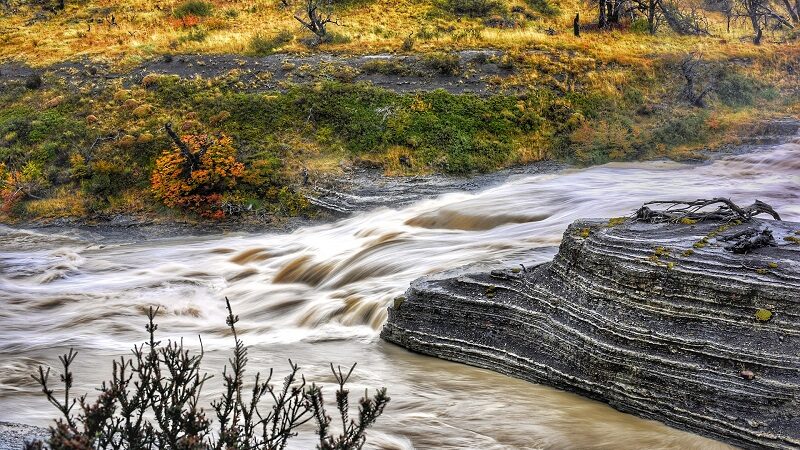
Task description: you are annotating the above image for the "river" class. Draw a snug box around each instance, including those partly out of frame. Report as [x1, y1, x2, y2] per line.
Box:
[1, 133, 798, 449]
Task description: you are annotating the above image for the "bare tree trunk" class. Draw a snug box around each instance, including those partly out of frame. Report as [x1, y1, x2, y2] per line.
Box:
[574, 13, 580, 36]
[599, 0, 607, 27]
[648, 0, 658, 33]
[780, 0, 799, 21]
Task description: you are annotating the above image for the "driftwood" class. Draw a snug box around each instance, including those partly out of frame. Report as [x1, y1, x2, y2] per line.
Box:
[636, 198, 781, 223]
[723, 227, 775, 253]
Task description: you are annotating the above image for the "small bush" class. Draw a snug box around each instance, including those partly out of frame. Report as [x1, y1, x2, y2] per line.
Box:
[444, 0, 505, 17]
[715, 72, 762, 107]
[178, 26, 209, 43]
[422, 52, 460, 76]
[362, 59, 411, 76]
[525, 0, 560, 16]
[173, 0, 213, 18]
[25, 73, 43, 90]
[401, 34, 415, 51]
[249, 30, 293, 55]
[151, 131, 245, 218]
[26, 299, 389, 450]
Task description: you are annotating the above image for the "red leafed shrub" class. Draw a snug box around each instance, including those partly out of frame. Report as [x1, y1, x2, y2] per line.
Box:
[151, 133, 245, 218]
[170, 14, 201, 28]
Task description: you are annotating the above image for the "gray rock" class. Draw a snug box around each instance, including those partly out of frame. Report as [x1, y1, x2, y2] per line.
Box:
[382, 218, 800, 449]
[0, 422, 48, 450]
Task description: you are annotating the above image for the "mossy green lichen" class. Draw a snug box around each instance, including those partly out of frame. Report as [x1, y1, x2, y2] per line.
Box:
[393, 296, 406, 309]
[653, 246, 670, 257]
[607, 217, 627, 227]
[680, 218, 698, 225]
[579, 227, 591, 238]
[681, 249, 694, 257]
[755, 308, 773, 322]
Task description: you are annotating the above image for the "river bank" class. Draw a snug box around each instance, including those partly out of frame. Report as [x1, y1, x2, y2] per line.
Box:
[7, 117, 798, 242]
[2, 126, 799, 448]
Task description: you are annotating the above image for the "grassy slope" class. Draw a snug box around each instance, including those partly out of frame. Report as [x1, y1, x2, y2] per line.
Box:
[0, 0, 798, 222]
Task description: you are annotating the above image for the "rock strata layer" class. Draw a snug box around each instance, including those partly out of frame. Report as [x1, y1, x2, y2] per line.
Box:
[381, 218, 800, 449]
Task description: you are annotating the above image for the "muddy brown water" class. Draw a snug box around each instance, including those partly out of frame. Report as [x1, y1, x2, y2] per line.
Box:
[2, 135, 799, 448]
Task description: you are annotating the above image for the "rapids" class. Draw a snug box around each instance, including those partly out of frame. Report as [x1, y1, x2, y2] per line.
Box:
[1, 134, 798, 449]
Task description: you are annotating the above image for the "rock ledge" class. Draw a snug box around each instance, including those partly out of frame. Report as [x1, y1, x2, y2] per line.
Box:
[382, 218, 800, 448]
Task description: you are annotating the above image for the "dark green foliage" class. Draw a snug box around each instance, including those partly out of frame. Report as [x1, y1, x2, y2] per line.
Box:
[26, 298, 389, 450]
[173, 0, 213, 18]
[421, 52, 461, 76]
[444, 0, 505, 17]
[25, 73, 43, 90]
[249, 30, 293, 55]
[715, 72, 762, 107]
[651, 112, 709, 147]
[361, 59, 412, 76]
[525, 0, 560, 17]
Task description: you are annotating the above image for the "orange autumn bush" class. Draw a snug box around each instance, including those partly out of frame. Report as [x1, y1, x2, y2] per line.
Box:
[151, 133, 245, 218]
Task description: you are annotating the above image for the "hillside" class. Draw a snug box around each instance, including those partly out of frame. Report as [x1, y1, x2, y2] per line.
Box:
[0, 0, 798, 224]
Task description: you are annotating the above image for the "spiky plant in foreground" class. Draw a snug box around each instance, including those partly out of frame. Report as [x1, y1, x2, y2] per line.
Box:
[25, 297, 389, 450]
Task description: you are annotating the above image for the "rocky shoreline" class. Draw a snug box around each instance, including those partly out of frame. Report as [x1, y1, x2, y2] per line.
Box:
[382, 216, 800, 448]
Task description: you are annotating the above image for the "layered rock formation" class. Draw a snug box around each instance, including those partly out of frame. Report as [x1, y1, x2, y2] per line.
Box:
[382, 217, 800, 449]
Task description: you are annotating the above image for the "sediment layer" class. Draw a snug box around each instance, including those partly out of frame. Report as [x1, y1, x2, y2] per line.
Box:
[382, 218, 800, 448]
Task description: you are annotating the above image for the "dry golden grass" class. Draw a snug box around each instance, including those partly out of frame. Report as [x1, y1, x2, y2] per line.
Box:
[24, 187, 87, 218]
[0, 0, 796, 68]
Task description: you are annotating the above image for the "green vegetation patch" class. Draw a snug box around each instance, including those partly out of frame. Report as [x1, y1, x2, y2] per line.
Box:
[173, 0, 214, 18]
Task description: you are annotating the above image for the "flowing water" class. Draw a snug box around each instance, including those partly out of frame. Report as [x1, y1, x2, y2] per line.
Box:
[2, 135, 799, 449]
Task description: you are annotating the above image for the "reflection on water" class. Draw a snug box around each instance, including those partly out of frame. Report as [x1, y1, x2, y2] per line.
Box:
[1, 136, 797, 448]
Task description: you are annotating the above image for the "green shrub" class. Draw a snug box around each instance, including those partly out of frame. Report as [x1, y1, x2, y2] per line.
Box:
[249, 30, 293, 55]
[715, 72, 762, 107]
[651, 112, 709, 147]
[525, 0, 559, 17]
[630, 17, 651, 34]
[178, 26, 209, 43]
[362, 59, 412, 76]
[173, 0, 213, 18]
[422, 52, 461, 76]
[444, 0, 505, 17]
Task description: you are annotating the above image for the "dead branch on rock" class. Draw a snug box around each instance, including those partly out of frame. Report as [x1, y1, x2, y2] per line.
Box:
[722, 227, 775, 253]
[636, 198, 781, 223]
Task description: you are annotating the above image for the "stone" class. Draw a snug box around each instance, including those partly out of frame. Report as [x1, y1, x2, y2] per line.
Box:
[382, 218, 800, 449]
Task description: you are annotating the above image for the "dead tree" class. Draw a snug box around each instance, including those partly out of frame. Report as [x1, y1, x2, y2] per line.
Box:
[647, 0, 658, 33]
[734, 0, 794, 44]
[599, 0, 607, 27]
[680, 53, 715, 107]
[659, 0, 711, 35]
[294, 0, 340, 44]
[164, 122, 209, 178]
[780, 0, 799, 21]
